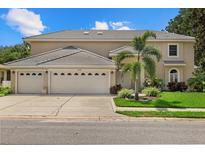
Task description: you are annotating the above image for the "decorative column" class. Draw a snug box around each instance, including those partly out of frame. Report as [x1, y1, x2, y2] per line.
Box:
[3, 70, 7, 81]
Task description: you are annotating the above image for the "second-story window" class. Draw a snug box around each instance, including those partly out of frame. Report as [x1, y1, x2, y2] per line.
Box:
[168, 44, 178, 57]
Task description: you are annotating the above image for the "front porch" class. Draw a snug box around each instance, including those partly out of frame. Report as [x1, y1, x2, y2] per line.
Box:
[0, 64, 11, 87]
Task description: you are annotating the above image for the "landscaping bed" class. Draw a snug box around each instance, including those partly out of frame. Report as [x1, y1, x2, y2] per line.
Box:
[117, 111, 205, 118]
[114, 92, 205, 108]
[0, 87, 11, 97]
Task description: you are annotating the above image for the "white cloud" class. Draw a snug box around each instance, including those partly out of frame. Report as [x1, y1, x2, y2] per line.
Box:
[92, 21, 109, 30]
[2, 8, 46, 37]
[110, 21, 132, 30]
[117, 26, 131, 30]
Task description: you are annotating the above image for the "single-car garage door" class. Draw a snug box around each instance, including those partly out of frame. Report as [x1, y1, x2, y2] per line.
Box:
[50, 70, 109, 94]
[18, 71, 43, 94]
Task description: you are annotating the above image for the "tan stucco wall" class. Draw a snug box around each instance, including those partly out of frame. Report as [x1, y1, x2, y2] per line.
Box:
[25, 40, 195, 90]
[113, 41, 194, 89]
[29, 41, 130, 57]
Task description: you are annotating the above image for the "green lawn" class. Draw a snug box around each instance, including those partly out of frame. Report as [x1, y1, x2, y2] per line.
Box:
[117, 111, 205, 118]
[114, 92, 205, 108]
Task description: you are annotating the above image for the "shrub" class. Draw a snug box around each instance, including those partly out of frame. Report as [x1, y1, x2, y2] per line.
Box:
[187, 70, 205, 92]
[0, 86, 11, 97]
[110, 84, 122, 94]
[143, 77, 164, 90]
[142, 87, 160, 97]
[117, 88, 134, 99]
[167, 82, 188, 92]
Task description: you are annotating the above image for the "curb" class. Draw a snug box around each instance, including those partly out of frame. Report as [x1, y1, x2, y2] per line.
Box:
[0, 115, 205, 122]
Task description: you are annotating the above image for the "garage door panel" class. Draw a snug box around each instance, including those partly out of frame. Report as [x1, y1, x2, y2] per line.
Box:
[18, 72, 43, 94]
[50, 70, 109, 94]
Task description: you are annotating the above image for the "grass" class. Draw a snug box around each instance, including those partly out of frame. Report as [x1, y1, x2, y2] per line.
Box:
[117, 111, 205, 118]
[114, 92, 205, 108]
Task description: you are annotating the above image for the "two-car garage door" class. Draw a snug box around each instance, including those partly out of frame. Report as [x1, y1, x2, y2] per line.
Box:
[17, 70, 110, 94]
[50, 70, 109, 94]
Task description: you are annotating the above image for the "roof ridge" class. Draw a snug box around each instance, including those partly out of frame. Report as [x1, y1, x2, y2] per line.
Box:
[109, 45, 130, 53]
[23, 29, 68, 40]
[36, 50, 81, 65]
[76, 47, 115, 64]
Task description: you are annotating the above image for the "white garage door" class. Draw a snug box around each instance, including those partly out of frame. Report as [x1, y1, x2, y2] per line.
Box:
[18, 71, 43, 94]
[50, 70, 109, 94]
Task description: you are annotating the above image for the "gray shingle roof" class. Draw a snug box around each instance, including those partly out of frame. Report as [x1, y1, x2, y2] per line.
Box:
[5, 46, 115, 67]
[24, 30, 195, 41]
[109, 46, 136, 56]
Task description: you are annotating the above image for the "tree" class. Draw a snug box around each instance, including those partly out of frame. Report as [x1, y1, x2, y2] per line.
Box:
[165, 8, 205, 69]
[113, 31, 161, 100]
[0, 43, 31, 64]
[188, 67, 205, 92]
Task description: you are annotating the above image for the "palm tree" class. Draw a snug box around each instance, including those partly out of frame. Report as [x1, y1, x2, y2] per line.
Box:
[113, 31, 161, 100]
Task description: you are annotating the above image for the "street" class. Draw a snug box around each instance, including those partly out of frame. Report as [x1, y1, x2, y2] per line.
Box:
[1, 119, 205, 144]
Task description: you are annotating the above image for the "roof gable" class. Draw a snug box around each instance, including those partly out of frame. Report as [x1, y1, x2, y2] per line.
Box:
[5, 46, 115, 67]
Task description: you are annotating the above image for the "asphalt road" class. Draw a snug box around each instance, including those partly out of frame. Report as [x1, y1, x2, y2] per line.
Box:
[1, 119, 205, 144]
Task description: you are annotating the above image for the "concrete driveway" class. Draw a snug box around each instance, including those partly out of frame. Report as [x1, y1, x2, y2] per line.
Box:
[0, 95, 120, 118]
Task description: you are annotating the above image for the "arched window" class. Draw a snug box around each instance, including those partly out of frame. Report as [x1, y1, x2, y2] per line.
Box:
[67, 73, 72, 75]
[26, 73, 30, 76]
[61, 73, 65, 76]
[81, 73, 85, 76]
[74, 73, 78, 76]
[88, 73, 92, 76]
[32, 73, 36, 76]
[101, 73, 106, 76]
[169, 69, 179, 82]
[54, 73, 58, 76]
[20, 73, 24, 76]
[38, 73, 42, 76]
[95, 73, 99, 76]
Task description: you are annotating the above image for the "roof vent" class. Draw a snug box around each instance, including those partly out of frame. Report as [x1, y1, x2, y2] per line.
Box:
[83, 31, 89, 35]
[97, 31, 103, 35]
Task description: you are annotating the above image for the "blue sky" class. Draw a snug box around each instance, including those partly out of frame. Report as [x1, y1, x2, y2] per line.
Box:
[0, 8, 179, 46]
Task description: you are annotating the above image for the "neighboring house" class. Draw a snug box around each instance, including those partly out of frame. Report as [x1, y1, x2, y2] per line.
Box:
[4, 30, 195, 94]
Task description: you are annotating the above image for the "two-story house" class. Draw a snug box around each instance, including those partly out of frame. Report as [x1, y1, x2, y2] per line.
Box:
[4, 30, 195, 94]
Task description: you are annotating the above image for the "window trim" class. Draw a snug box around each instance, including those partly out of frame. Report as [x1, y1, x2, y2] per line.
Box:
[168, 68, 180, 82]
[168, 43, 179, 57]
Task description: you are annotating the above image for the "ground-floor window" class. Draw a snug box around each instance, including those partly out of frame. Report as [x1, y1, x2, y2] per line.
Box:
[169, 69, 179, 82]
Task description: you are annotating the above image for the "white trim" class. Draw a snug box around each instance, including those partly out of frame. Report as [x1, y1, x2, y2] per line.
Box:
[6, 65, 116, 69]
[24, 38, 195, 43]
[108, 71, 111, 93]
[15, 71, 18, 94]
[168, 68, 180, 82]
[47, 70, 51, 94]
[168, 43, 179, 58]
[164, 64, 186, 66]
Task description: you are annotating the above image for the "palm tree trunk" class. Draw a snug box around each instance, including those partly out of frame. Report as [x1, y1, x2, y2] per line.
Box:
[134, 80, 139, 100]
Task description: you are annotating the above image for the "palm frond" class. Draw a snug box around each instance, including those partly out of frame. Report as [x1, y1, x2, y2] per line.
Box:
[142, 46, 162, 61]
[112, 51, 133, 69]
[121, 63, 132, 74]
[131, 37, 145, 52]
[141, 31, 156, 42]
[143, 56, 156, 78]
